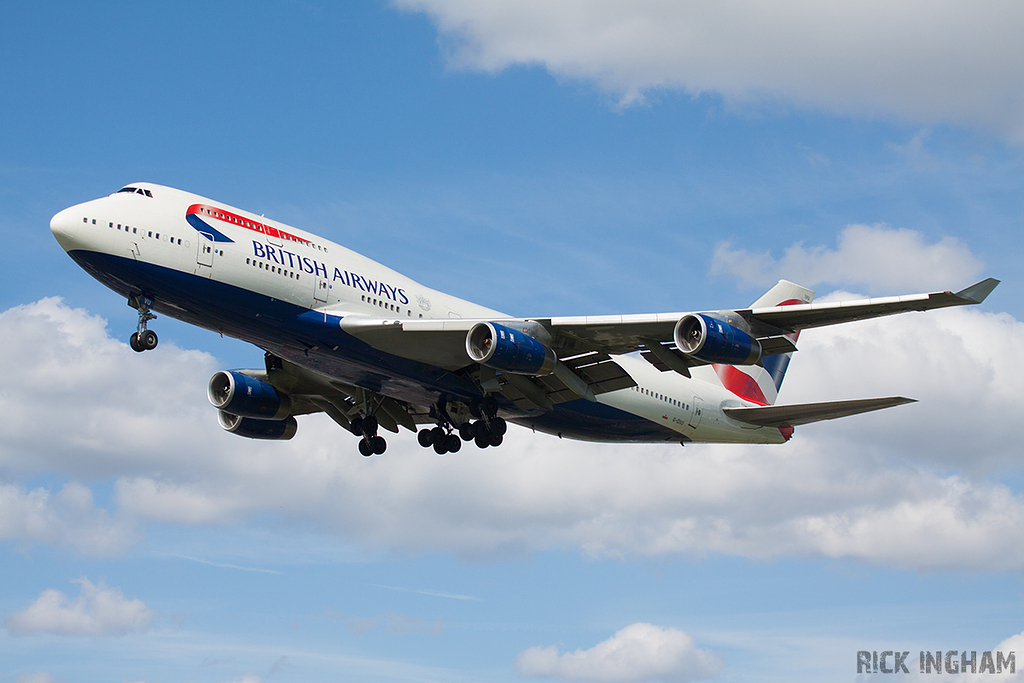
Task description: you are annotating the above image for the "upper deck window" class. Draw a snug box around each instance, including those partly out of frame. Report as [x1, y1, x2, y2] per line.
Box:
[116, 186, 153, 197]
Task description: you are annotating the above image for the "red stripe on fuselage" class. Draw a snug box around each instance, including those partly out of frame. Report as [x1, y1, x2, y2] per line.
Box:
[186, 204, 312, 246]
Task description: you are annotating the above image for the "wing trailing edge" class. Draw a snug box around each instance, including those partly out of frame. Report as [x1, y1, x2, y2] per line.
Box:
[722, 396, 916, 427]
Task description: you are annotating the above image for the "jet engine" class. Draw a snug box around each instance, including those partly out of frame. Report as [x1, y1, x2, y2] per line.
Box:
[218, 410, 297, 440]
[208, 370, 292, 420]
[674, 313, 762, 365]
[466, 322, 556, 375]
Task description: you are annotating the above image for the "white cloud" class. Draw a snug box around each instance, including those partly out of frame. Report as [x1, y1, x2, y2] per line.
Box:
[16, 673, 58, 683]
[0, 257, 1020, 571]
[0, 481, 137, 556]
[515, 623, 722, 682]
[710, 223, 985, 292]
[397, 1, 1024, 138]
[5, 577, 157, 637]
[0, 297, 222, 479]
[102, 304, 1023, 570]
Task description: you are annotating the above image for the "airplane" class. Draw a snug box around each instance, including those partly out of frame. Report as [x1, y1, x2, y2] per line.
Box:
[49, 182, 999, 456]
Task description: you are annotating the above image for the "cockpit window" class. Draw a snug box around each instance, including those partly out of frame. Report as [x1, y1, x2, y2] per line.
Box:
[116, 186, 153, 197]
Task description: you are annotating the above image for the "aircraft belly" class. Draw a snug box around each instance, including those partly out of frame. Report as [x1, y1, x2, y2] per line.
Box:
[514, 399, 681, 443]
[66, 249, 493, 408]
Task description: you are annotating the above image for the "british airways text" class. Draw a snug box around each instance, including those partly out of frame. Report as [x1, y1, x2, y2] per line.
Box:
[252, 241, 409, 304]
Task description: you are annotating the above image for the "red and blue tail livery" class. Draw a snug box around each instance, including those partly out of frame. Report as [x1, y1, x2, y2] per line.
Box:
[50, 183, 1000, 455]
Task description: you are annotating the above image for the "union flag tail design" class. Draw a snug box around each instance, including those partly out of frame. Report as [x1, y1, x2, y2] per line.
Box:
[713, 280, 814, 405]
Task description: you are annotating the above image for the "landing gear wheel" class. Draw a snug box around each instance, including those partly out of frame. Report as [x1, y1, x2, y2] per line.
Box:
[358, 439, 373, 457]
[433, 439, 449, 455]
[473, 420, 490, 440]
[474, 434, 490, 449]
[489, 434, 503, 447]
[458, 422, 474, 441]
[140, 329, 158, 350]
[129, 294, 158, 352]
[446, 434, 462, 453]
[430, 426, 446, 445]
[362, 415, 378, 435]
[490, 416, 507, 436]
[370, 435, 387, 455]
[418, 429, 433, 447]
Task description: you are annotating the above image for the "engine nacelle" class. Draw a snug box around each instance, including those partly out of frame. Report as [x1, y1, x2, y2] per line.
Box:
[466, 322, 556, 375]
[218, 411, 298, 440]
[208, 370, 291, 420]
[674, 313, 762, 365]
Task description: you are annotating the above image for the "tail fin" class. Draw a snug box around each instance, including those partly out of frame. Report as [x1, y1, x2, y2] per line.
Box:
[713, 280, 815, 405]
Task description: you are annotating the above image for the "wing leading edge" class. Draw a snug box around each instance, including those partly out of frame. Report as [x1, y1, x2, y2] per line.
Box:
[741, 277, 1000, 333]
[324, 278, 997, 413]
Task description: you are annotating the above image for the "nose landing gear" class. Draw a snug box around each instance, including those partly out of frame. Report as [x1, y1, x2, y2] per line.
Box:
[128, 295, 158, 352]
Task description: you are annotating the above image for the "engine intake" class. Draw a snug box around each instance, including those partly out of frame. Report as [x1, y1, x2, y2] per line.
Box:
[466, 322, 556, 375]
[218, 411, 297, 440]
[674, 313, 762, 365]
[208, 370, 291, 420]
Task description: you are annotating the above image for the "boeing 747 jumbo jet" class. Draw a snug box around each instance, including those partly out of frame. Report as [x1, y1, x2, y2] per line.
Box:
[50, 183, 999, 456]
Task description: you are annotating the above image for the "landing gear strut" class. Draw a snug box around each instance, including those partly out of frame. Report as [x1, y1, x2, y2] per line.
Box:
[351, 414, 387, 457]
[128, 294, 158, 352]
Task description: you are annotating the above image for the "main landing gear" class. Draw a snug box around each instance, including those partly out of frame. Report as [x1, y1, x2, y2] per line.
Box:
[351, 414, 387, 457]
[128, 294, 158, 352]
[416, 396, 507, 455]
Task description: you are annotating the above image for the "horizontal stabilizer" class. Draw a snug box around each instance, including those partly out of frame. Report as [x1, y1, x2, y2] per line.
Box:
[723, 396, 916, 427]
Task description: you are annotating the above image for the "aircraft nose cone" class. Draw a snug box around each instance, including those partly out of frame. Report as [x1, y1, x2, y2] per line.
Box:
[50, 206, 82, 250]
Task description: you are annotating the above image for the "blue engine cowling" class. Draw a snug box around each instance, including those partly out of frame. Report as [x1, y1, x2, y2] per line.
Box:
[674, 313, 762, 365]
[208, 370, 292, 420]
[218, 410, 298, 440]
[466, 322, 556, 375]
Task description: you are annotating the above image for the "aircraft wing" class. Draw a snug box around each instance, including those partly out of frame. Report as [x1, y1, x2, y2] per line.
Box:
[738, 277, 1000, 333]
[328, 278, 997, 411]
[538, 277, 1000, 352]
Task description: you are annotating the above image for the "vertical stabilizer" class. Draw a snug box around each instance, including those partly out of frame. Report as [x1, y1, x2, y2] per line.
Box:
[713, 280, 814, 405]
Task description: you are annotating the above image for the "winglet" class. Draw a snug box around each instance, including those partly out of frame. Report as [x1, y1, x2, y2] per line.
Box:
[955, 277, 1000, 304]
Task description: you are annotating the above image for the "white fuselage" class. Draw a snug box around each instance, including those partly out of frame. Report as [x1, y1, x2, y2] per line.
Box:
[50, 183, 787, 445]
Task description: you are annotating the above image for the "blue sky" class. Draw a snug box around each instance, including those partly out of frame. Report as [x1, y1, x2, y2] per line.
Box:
[2, 2, 1023, 682]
